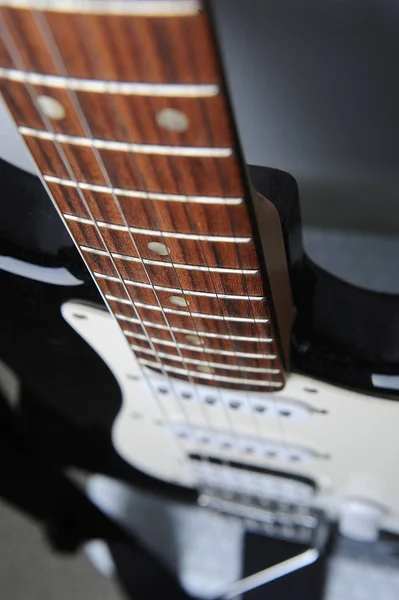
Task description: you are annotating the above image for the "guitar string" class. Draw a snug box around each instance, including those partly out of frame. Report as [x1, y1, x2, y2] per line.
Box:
[199, 111, 288, 458]
[127, 1, 266, 491]
[182, 14, 288, 458]
[144, 9, 276, 484]
[0, 14, 192, 468]
[144, 0, 282, 482]
[137, 42, 253, 486]
[181, 19, 269, 447]
[1, 3, 290, 492]
[145, 0, 289, 486]
[43, 7, 245, 493]
[206, 4, 289, 455]
[33, 8, 224, 482]
[199, 97, 289, 457]
[55, 3, 255, 492]
[141, 114, 248, 489]
[34, 5, 285, 487]
[194, 99, 272, 448]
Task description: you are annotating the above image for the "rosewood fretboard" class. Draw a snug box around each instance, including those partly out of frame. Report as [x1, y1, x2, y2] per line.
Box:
[0, 0, 291, 392]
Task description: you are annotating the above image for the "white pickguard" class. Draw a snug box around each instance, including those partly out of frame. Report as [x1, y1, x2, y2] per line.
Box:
[62, 300, 399, 535]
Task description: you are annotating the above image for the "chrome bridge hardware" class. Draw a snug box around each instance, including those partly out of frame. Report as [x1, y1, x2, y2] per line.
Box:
[198, 489, 323, 546]
[198, 488, 330, 599]
[219, 545, 324, 600]
[190, 454, 316, 506]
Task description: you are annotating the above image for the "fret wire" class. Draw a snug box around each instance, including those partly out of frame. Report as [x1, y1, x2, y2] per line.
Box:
[80, 246, 258, 273]
[94, 271, 264, 301]
[104, 294, 131, 305]
[46, 175, 242, 204]
[19, 126, 233, 158]
[0, 68, 219, 97]
[94, 272, 120, 283]
[0, 13, 189, 436]
[63, 214, 92, 225]
[131, 301, 270, 323]
[123, 332, 148, 342]
[0, 1, 202, 16]
[130, 342, 275, 360]
[108, 295, 269, 322]
[115, 315, 274, 342]
[32, 10, 215, 424]
[79, 246, 107, 256]
[111, 227, 250, 244]
[109, 226, 251, 244]
[126, 282, 264, 302]
[130, 346, 279, 373]
[138, 360, 282, 387]
[150, 332, 277, 352]
[125, 336, 277, 359]
[66, 215, 251, 243]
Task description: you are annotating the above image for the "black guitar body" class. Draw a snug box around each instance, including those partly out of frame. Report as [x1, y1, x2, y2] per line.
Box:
[0, 157, 398, 600]
[1, 156, 398, 420]
[250, 166, 399, 395]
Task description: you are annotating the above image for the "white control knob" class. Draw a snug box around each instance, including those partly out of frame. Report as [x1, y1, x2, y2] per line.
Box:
[339, 499, 385, 542]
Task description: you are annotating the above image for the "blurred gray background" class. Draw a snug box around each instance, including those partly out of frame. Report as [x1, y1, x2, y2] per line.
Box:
[215, 0, 399, 236]
[0, 498, 123, 600]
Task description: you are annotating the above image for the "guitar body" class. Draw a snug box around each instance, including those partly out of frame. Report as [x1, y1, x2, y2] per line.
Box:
[1, 154, 399, 543]
[62, 299, 399, 535]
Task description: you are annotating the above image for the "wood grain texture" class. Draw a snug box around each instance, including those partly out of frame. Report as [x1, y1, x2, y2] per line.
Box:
[0, 80, 232, 146]
[121, 325, 275, 355]
[94, 277, 268, 319]
[1, 9, 220, 82]
[0, 4, 288, 391]
[60, 185, 250, 234]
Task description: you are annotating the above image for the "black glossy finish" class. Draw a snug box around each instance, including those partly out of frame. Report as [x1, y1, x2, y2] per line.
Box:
[0, 388, 192, 599]
[251, 164, 399, 397]
[1, 157, 399, 404]
[0, 157, 90, 280]
[0, 153, 397, 600]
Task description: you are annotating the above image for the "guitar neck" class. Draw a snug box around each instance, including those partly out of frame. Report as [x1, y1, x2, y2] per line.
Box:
[0, 0, 292, 392]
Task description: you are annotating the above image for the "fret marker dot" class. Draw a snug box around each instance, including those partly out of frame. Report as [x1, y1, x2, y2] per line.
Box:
[197, 365, 214, 374]
[37, 95, 66, 120]
[156, 108, 188, 132]
[147, 241, 169, 256]
[169, 295, 189, 308]
[185, 334, 202, 346]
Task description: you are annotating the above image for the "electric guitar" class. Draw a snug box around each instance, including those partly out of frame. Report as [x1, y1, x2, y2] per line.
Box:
[1, 1, 399, 592]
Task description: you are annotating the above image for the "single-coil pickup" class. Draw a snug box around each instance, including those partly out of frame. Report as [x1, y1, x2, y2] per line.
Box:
[166, 423, 328, 465]
[151, 375, 324, 421]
